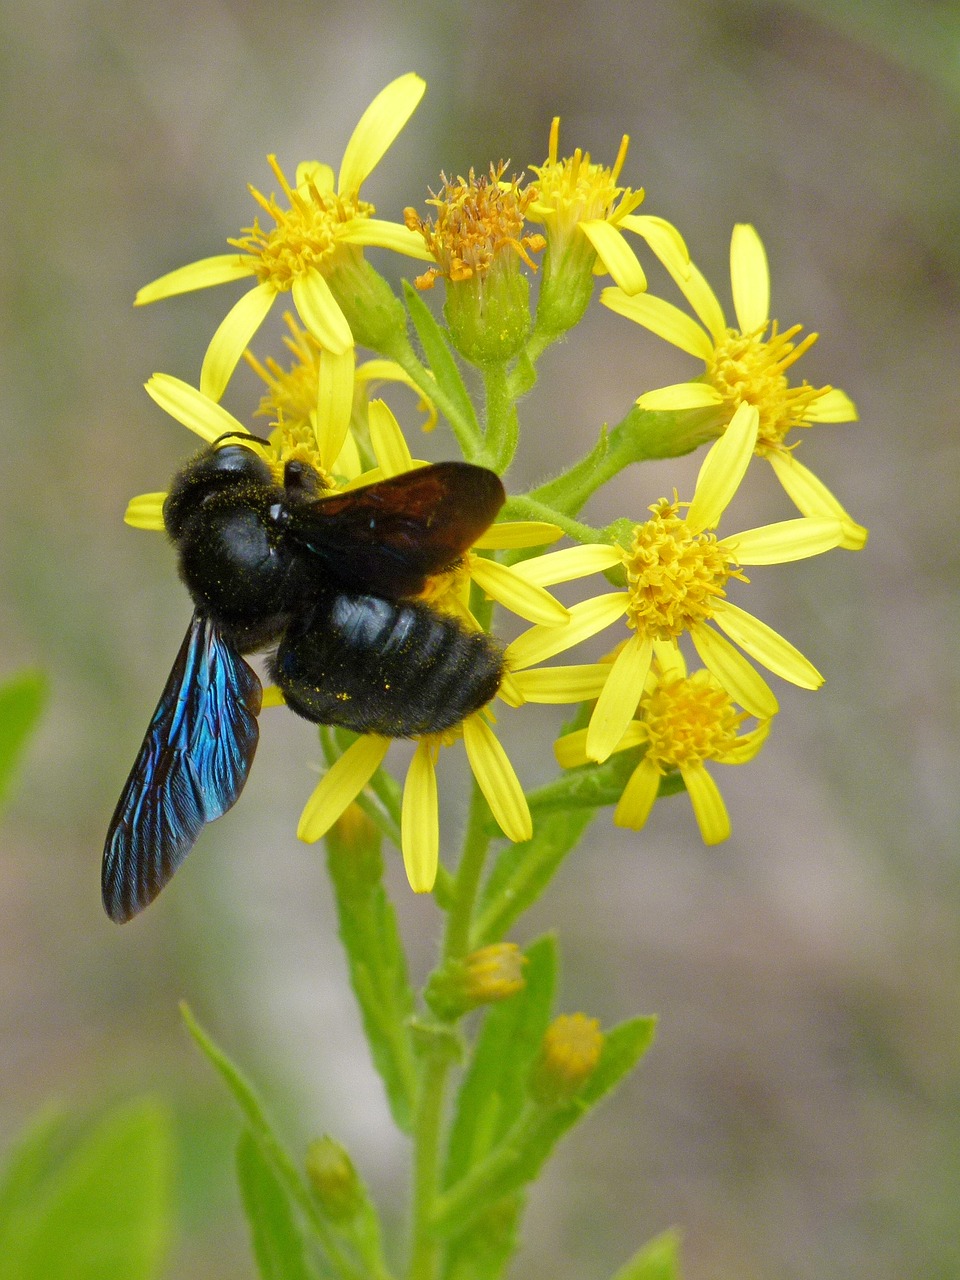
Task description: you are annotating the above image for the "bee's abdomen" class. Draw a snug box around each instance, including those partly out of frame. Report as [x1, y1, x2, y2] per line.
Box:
[272, 593, 503, 737]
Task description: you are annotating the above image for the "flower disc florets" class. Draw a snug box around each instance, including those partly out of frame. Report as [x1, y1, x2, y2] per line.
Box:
[529, 121, 644, 246]
[707, 322, 827, 455]
[638, 669, 747, 772]
[232, 157, 371, 292]
[404, 163, 545, 289]
[622, 497, 746, 640]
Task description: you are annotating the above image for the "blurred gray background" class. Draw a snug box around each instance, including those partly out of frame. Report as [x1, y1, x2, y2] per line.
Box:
[2, 0, 958, 1276]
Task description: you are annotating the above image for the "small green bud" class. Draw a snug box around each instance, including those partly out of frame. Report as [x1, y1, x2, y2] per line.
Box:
[305, 1136, 363, 1221]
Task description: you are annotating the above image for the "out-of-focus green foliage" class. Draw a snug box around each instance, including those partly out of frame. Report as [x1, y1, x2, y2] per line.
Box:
[0, 671, 47, 812]
[0, 1100, 173, 1280]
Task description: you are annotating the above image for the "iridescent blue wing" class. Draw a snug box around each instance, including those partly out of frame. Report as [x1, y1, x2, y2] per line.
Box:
[102, 611, 262, 922]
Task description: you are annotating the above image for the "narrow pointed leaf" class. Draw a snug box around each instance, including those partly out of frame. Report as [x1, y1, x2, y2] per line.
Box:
[236, 1131, 321, 1280]
[0, 671, 47, 812]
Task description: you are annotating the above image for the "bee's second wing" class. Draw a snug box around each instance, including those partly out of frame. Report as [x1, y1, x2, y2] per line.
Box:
[102, 611, 262, 923]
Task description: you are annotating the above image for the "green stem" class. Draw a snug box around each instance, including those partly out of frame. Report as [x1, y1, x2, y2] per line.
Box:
[482, 363, 519, 473]
[407, 788, 493, 1279]
[406, 1044, 454, 1280]
[532, 404, 719, 518]
[500, 494, 604, 545]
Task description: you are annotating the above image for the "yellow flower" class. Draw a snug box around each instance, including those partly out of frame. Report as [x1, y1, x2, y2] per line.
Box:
[555, 647, 771, 844]
[527, 116, 688, 295]
[123, 361, 369, 531]
[602, 223, 867, 549]
[295, 571, 612, 895]
[135, 74, 432, 402]
[506, 402, 845, 762]
[404, 164, 545, 365]
[244, 311, 438, 439]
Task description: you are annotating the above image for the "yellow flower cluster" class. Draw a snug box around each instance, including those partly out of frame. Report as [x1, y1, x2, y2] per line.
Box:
[129, 74, 866, 885]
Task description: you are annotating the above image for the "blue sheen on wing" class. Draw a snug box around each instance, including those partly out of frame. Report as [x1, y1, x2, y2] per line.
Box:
[102, 611, 262, 922]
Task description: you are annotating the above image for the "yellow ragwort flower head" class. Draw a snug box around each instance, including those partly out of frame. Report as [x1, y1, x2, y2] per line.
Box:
[556, 647, 771, 845]
[603, 223, 866, 549]
[244, 312, 438, 445]
[527, 116, 687, 298]
[404, 162, 545, 289]
[404, 163, 546, 365]
[135, 74, 432, 403]
[506, 402, 846, 762]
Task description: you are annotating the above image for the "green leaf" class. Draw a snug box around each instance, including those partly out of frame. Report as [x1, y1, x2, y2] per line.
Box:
[609, 1229, 682, 1280]
[432, 1016, 657, 1240]
[437, 941, 557, 1280]
[402, 283, 480, 443]
[181, 1006, 376, 1280]
[0, 1099, 172, 1280]
[0, 1106, 70, 1242]
[472, 808, 597, 946]
[0, 671, 47, 811]
[236, 1130, 323, 1280]
[325, 822, 418, 1134]
[444, 936, 557, 1187]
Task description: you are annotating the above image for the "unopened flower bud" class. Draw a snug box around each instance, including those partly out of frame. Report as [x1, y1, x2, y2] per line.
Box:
[425, 943, 527, 1021]
[530, 1013, 604, 1105]
[305, 1136, 363, 1221]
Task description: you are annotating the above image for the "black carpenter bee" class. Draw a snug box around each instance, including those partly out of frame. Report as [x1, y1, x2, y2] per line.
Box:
[103, 436, 506, 922]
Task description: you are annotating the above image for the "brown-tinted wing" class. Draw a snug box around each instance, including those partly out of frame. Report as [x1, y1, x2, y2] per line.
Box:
[283, 462, 506, 599]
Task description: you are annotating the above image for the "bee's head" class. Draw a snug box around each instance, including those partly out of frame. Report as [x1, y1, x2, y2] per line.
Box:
[163, 435, 275, 541]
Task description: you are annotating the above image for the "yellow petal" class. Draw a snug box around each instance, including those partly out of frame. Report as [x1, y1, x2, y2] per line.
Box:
[337, 73, 426, 197]
[652, 639, 687, 681]
[585, 634, 653, 762]
[135, 254, 255, 306]
[356, 359, 438, 432]
[145, 372, 250, 444]
[600, 288, 715, 361]
[711, 600, 824, 689]
[581, 220, 647, 294]
[686, 402, 759, 534]
[510, 664, 611, 704]
[804, 387, 858, 423]
[296, 161, 335, 192]
[339, 218, 435, 260]
[334, 429, 363, 480]
[681, 761, 730, 844]
[656, 254, 727, 345]
[401, 740, 439, 893]
[316, 346, 356, 471]
[124, 492, 166, 531]
[260, 685, 286, 709]
[636, 382, 724, 411]
[469, 557, 569, 625]
[689, 622, 779, 718]
[368, 399, 413, 477]
[292, 269, 353, 354]
[613, 758, 661, 830]
[767, 451, 868, 550]
[473, 522, 564, 550]
[718, 717, 772, 764]
[200, 282, 277, 402]
[462, 715, 532, 843]
[554, 728, 590, 769]
[297, 735, 390, 842]
[729, 224, 770, 334]
[620, 214, 690, 278]
[505, 592, 629, 670]
[510, 543, 621, 588]
[722, 516, 843, 564]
